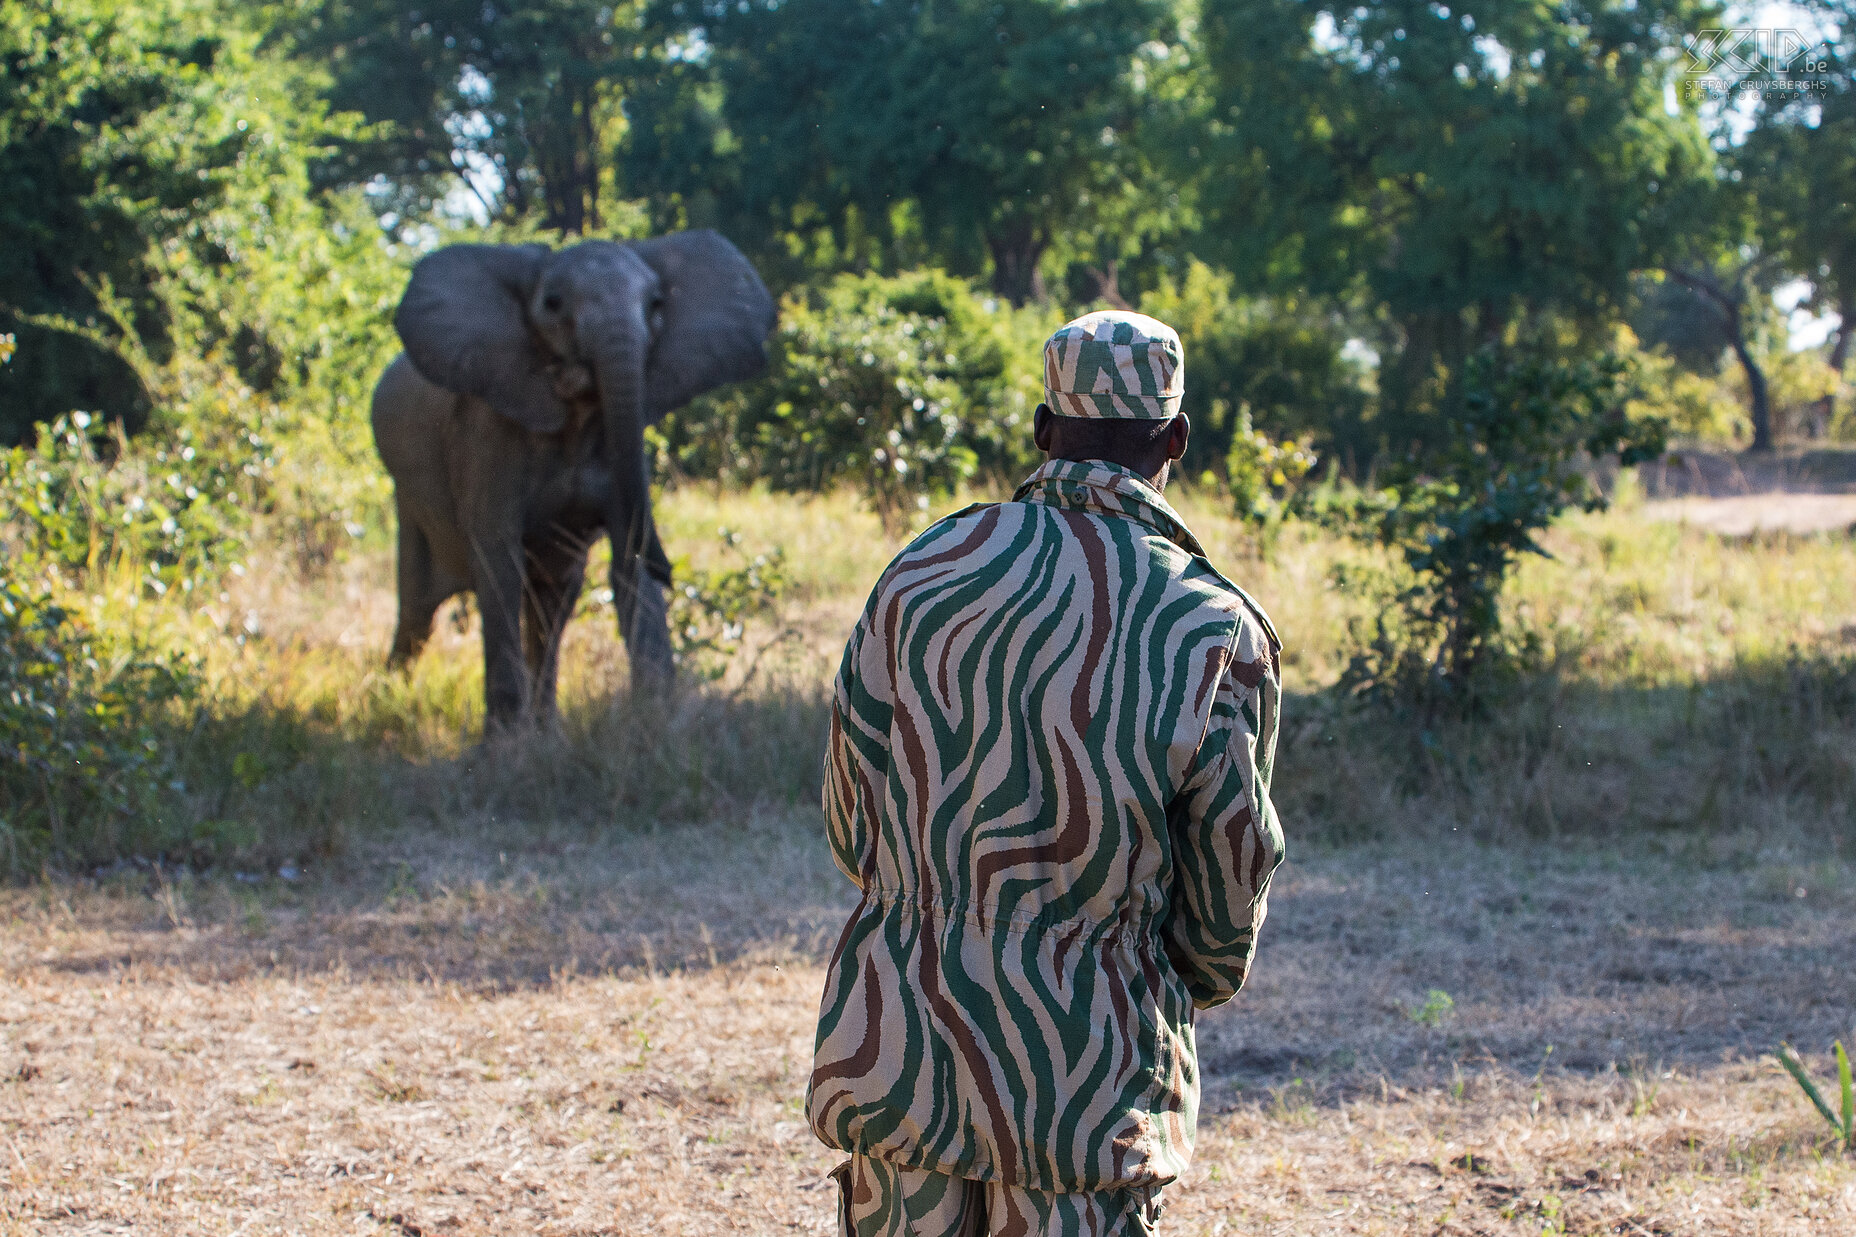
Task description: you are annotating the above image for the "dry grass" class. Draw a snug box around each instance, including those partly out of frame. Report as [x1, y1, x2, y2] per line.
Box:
[2, 820, 1852, 1234]
[3, 480, 1854, 1232]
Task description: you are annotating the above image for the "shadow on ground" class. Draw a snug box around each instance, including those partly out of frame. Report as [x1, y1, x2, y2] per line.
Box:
[1197, 843, 1855, 1095]
[6, 807, 1851, 1098]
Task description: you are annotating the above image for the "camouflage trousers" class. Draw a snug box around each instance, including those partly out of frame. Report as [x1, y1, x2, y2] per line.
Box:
[831, 1156, 1165, 1237]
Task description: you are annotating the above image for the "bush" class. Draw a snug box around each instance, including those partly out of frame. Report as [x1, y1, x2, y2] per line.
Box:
[656, 270, 1058, 529]
[1138, 259, 1370, 473]
[1337, 342, 1667, 712]
[578, 529, 795, 683]
[0, 574, 197, 877]
[1224, 406, 1318, 529]
[1, 413, 265, 600]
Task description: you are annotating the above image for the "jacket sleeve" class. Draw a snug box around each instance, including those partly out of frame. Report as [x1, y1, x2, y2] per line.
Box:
[1163, 609, 1286, 1010]
[822, 589, 895, 889]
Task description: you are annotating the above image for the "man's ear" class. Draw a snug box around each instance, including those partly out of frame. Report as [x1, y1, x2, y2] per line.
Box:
[1165, 413, 1191, 462]
[1033, 403, 1055, 453]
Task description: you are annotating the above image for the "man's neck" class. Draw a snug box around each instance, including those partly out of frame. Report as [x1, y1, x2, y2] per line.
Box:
[1047, 453, 1170, 492]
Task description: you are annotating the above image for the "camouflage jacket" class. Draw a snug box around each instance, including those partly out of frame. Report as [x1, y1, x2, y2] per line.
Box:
[807, 458, 1285, 1193]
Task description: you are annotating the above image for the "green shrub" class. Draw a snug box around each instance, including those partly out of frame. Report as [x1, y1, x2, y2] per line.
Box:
[0, 575, 196, 877]
[579, 529, 795, 683]
[1337, 342, 1666, 711]
[1224, 406, 1318, 529]
[657, 269, 1058, 529]
[1139, 260, 1370, 473]
[1, 413, 263, 599]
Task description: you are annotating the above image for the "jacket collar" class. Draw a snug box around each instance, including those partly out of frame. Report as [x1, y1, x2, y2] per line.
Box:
[1011, 458, 1207, 558]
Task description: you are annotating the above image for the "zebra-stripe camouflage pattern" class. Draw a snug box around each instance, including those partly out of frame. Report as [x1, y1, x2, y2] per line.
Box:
[831, 1152, 1163, 1237]
[1042, 311, 1184, 420]
[809, 458, 1284, 1195]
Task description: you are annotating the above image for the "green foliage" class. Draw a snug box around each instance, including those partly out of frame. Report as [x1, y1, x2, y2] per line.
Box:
[577, 530, 793, 682]
[0, 0, 390, 443]
[1408, 989, 1456, 1028]
[1, 414, 264, 600]
[1338, 343, 1667, 711]
[1742, 10, 1856, 405]
[1223, 410, 1317, 530]
[0, 574, 197, 878]
[658, 270, 1055, 530]
[0, 5, 405, 875]
[0, 0, 403, 564]
[0, 399, 273, 876]
[1618, 328, 1746, 444]
[1776, 1042, 1854, 1152]
[665, 531, 793, 682]
[1139, 259, 1369, 466]
[697, 0, 1178, 302]
[296, 0, 655, 235]
[1196, 0, 1718, 441]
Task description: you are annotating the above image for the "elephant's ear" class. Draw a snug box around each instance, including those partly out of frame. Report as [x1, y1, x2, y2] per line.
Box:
[394, 243, 566, 434]
[629, 230, 776, 423]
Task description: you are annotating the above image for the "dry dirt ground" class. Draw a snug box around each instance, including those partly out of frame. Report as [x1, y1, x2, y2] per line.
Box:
[3, 818, 1853, 1236]
[1642, 494, 1856, 537]
[1623, 445, 1856, 534]
[1630, 447, 1856, 500]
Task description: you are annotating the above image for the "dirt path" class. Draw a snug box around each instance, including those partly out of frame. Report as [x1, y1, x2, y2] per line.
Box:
[4, 821, 1852, 1235]
[1643, 493, 1856, 536]
[1630, 447, 1856, 499]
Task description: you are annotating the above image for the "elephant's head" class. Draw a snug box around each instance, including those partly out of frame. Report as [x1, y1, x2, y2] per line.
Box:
[392, 230, 776, 462]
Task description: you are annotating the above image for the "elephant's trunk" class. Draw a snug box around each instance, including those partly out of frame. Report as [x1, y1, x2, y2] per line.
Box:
[590, 314, 675, 694]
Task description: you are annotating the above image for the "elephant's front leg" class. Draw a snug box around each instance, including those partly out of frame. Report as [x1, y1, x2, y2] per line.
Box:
[523, 534, 589, 720]
[468, 523, 532, 731]
[609, 516, 674, 696]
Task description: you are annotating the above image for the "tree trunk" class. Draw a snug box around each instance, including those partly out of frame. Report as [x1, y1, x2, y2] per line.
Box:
[986, 226, 1047, 307]
[1728, 326, 1775, 452]
[533, 82, 600, 237]
[1088, 259, 1131, 310]
[1668, 267, 1774, 452]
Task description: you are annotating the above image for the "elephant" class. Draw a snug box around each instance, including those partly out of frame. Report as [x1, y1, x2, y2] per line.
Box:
[371, 229, 775, 729]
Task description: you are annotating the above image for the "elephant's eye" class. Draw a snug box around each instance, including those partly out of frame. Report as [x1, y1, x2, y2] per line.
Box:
[543, 294, 563, 313]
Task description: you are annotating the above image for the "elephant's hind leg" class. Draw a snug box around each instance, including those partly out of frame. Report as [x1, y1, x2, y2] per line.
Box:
[389, 504, 453, 668]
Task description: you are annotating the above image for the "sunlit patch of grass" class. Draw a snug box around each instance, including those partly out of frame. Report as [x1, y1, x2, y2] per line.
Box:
[9, 481, 1855, 876]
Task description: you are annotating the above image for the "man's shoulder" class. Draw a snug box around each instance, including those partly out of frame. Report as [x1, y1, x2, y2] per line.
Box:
[883, 502, 1010, 571]
[1181, 559, 1282, 656]
[874, 500, 1280, 654]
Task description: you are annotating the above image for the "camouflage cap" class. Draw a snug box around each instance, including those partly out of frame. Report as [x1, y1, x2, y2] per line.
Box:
[1042, 310, 1184, 420]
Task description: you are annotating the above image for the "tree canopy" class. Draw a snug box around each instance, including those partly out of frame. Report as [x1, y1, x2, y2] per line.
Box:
[3, 0, 1849, 455]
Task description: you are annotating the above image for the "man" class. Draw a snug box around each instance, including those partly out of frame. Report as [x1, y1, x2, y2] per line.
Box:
[810, 311, 1285, 1236]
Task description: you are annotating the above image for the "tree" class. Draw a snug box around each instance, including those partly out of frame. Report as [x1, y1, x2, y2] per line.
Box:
[613, 16, 741, 239]
[294, 0, 647, 234]
[1342, 341, 1666, 710]
[1196, 0, 1718, 447]
[1741, 1, 1856, 436]
[1662, 250, 1781, 450]
[693, 0, 1178, 304]
[0, 0, 357, 442]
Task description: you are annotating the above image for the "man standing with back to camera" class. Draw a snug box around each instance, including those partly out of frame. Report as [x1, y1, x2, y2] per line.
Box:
[808, 310, 1286, 1236]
